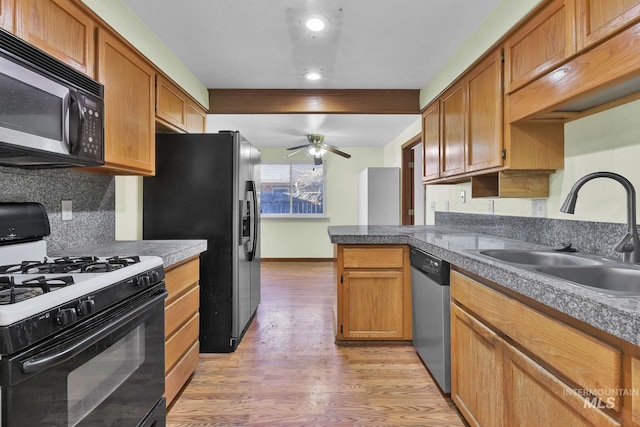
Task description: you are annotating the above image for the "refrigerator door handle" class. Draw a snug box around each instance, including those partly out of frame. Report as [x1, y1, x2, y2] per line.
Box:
[246, 180, 258, 261]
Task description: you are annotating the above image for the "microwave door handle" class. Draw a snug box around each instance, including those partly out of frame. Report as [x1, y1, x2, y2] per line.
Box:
[67, 89, 85, 155]
[21, 290, 167, 375]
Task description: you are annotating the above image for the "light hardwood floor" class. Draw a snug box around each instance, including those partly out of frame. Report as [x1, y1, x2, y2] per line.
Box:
[167, 261, 466, 427]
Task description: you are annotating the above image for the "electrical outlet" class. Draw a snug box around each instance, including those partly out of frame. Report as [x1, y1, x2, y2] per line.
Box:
[443, 201, 449, 212]
[532, 199, 546, 218]
[430, 202, 436, 212]
[460, 190, 466, 204]
[488, 200, 494, 215]
[61, 200, 73, 221]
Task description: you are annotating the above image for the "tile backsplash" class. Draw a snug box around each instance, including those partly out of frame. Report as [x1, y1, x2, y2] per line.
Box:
[0, 166, 115, 251]
[436, 212, 635, 261]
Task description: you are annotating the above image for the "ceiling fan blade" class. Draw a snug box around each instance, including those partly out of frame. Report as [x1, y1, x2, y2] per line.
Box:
[321, 144, 351, 159]
[314, 155, 323, 166]
[287, 144, 311, 150]
[283, 149, 304, 158]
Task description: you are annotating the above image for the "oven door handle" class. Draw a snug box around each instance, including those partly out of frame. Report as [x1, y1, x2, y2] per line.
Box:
[22, 289, 168, 375]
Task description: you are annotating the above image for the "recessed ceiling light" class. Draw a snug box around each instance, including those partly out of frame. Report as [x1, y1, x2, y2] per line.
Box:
[304, 15, 327, 32]
[304, 71, 322, 81]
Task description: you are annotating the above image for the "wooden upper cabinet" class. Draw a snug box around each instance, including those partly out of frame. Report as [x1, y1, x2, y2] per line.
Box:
[440, 82, 466, 178]
[576, 0, 640, 50]
[422, 101, 440, 181]
[186, 101, 207, 133]
[0, 0, 14, 32]
[465, 49, 503, 172]
[156, 74, 187, 131]
[156, 73, 207, 134]
[96, 29, 155, 175]
[15, 0, 95, 77]
[505, 0, 576, 93]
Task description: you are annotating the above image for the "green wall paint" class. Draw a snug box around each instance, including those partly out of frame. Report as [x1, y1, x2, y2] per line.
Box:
[260, 147, 384, 258]
[419, 0, 542, 108]
[81, 0, 209, 108]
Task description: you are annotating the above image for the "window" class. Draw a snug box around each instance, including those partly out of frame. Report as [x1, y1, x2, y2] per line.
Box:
[260, 163, 325, 217]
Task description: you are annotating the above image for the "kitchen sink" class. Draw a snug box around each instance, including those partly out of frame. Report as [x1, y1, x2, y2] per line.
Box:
[536, 266, 640, 295]
[478, 249, 603, 266]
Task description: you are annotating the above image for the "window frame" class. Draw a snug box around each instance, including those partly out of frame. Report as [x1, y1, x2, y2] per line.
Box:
[259, 161, 328, 219]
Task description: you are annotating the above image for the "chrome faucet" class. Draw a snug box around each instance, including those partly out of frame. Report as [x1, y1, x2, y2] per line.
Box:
[560, 172, 640, 263]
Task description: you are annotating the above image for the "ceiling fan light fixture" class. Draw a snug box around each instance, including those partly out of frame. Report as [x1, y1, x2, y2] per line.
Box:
[308, 147, 326, 156]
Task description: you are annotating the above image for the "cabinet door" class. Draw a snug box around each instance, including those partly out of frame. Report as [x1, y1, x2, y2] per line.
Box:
[504, 341, 621, 427]
[0, 0, 14, 32]
[440, 82, 466, 177]
[342, 270, 404, 339]
[97, 29, 155, 175]
[422, 101, 440, 181]
[465, 49, 504, 172]
[15, 0, 95, 77]
[505, 0, 576, 93]
[186, 101, 207, 133]
[451, 303, 504, 427]
[156, 74, 187, 131]
[576, 0, 640, 50]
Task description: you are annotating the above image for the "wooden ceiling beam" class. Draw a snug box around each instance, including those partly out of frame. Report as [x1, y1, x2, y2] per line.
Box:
[208, 89, 420, 114]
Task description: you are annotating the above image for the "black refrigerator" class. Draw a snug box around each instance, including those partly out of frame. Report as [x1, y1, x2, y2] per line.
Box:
[143, 131, 260, 353]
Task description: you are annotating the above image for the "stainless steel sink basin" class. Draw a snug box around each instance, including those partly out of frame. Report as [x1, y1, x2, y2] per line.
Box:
[536, 266, 640, 295]
[479, 249, 602, 266]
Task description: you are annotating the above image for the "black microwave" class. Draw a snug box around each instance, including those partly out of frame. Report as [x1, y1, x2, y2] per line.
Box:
[0, 28, 104, 168]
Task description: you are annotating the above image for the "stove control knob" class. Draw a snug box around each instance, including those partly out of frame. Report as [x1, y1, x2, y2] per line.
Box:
[149, 271, 160, 283]
[55, 308, 77, 326]
[76, 299, 95, 316]
[136, 274, 151, 288]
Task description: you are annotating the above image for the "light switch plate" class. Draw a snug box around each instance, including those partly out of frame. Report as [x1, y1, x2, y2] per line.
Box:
[61, 200, 73, 221]
[488, 200, 495, 214]
[460, 190, 466, 204]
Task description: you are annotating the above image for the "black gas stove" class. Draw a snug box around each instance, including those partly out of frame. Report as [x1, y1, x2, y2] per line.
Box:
[0, 202, 167, 427]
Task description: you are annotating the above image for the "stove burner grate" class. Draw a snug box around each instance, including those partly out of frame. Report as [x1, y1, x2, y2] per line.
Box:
[0, 275, 75, 304]
[0, 255, 141, 274]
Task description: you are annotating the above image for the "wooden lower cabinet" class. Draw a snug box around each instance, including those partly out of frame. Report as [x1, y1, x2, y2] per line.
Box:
[504, 340, 620, 427]
[450, 269, 630, 426]
[335, 245, 411, 342]
[164, 256, 200, 407]
[451, 303, 505, 426]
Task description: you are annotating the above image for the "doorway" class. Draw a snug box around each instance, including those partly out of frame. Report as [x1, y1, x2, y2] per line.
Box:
[401, 134, 424, 225]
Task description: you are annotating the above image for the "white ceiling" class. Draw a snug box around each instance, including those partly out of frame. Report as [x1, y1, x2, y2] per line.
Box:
[123, 0, 502, 149]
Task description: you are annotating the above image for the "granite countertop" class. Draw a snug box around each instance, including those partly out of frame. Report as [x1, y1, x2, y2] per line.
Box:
[50, 239, 207, 268]
[328, 225, 640, 346]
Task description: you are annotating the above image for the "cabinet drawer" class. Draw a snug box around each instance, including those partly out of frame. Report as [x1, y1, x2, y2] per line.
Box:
[165, 285, 199, 338]
[451, 270, 622, 410]
[342, 246, 404, 269]
[165, 257, 199, 304]
[165, 313, 199, 373]
[165, 340, 199, 407]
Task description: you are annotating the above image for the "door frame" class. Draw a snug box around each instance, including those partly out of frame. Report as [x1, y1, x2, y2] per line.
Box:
[401, 133, 422, 225]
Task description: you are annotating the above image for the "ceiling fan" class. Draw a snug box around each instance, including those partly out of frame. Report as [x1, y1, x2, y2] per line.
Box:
[285, 134, 352, 165]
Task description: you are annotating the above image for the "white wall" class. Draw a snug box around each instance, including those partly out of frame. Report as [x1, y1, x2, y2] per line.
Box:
[260, 147, 384, 258]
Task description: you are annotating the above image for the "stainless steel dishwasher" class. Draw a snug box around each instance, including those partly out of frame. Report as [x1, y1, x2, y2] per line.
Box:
[410, 247, 451, 394]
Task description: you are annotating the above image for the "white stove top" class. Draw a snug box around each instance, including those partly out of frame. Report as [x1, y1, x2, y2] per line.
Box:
[0, 240, 163, 326]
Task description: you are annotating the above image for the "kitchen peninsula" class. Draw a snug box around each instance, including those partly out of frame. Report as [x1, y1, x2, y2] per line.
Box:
[329, 223, 640, 427]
